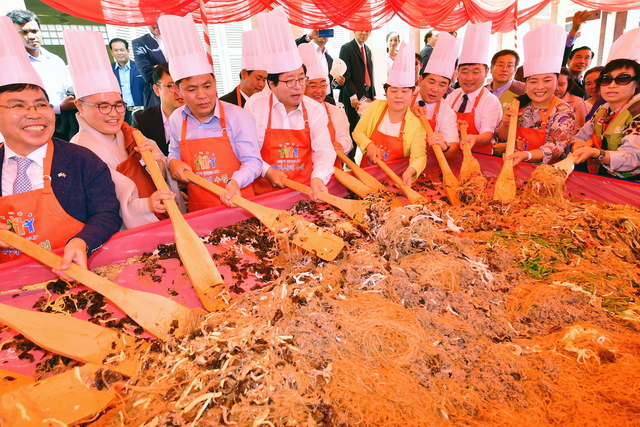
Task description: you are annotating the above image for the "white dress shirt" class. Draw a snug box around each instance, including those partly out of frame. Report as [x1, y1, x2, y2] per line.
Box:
[326, 103, 353, 153]
[413, 95, 459, 143]
[445, 86, 502, 134]
[2, 143, 47, 196]
[28, 47, 69, 114]
[245, 93, 336, 183]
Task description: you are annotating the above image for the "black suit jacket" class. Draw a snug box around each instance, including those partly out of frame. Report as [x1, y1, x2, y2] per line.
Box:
[132, 34, 166, 108]
[0, 139, 122, 255]
[339, 39, 375, 135]
[132, 105, 169, 156]
[220, 86, 245, 107]
[111, 60, 145, 107]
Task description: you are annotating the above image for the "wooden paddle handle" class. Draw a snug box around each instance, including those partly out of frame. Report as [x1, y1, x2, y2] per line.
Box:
[0, 230, 115, 298]
[333, 166, 372, 198]
[281, 177, 313, 196]
[418, 115, 449, 165]
[335, 150, 357, 169]
[184, 170, 262, 214]
[505, 99, 520, 158]
[375, 158, 405, 188]
[459, 123, 473, 157]
[132, 130, 182, 218]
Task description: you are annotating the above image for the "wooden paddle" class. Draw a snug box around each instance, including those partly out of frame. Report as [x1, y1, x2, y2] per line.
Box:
[0, 303, 146, 377]
[0, 369, 34, 395]
[553, 153, 575, 177]
[335, 150, 387, 193]
[458, 123, 482, 181]
[0, 364, 116, 427]
[132, 130, 227, 312]
[0, 230, 199, 341]
[280, 177, 370, 227]
[418, 115, 461, 206]
[493, 99, 520, 202]
[374, 158, 429, 205]
[333, 166, 376, 198]
[185, 171, 345, 261]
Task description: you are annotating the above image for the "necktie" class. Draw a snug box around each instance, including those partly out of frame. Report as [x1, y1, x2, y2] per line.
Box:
[458, 94, 469, 113]
[360, 46, 371, 87]
[418, 100, 426, 107]
[12, 156, 33, 194]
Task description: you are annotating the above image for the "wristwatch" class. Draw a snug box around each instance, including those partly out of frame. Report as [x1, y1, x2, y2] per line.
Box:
[592, 149, 606, 161]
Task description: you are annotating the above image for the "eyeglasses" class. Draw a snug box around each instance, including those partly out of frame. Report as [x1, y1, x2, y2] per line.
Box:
[156, 82, 178, 93]
[0, 102, 53, 114]
[597, 74, 638, 87]
[79, 100, 127, 115]
[279, 77, 309, 88]
[307, 83, 328, 90]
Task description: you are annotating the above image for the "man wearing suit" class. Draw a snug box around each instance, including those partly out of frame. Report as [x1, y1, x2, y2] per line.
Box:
[339, 31, 375, 160]
[295, 30, 341, 105]
[0, 85, 121, 267]
[132, 62, 184, 156]
[109, 38, 145, 125]
[219, 70, 267, 108]
[132, 25, 166, 108]
[419, 30, 438, 73]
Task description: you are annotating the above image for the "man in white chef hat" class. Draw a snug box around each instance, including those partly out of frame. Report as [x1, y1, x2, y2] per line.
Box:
[159, 14, 263, 211]
[219, 30, 268, 108]
[412, 31, 462, 161]
[245, 7, 335, 200]
[445, 22, 502, 155]
[65, 29, 176, 229]
[298, 42, 352, 165]
[0, 16, 121, 269]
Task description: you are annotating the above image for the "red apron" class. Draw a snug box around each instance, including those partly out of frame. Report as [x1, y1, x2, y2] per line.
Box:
[325, 103, 342, 168]
[360, 104, 407, 167]
[453, 90, 491, 155]
[0, 142, 84, 263]
[236, 86, 244, 108]
[253, 94, 313, 195]
[180, 102, 254, 211]
[515, 97, 562, 152]
[116, 122, 157, 199]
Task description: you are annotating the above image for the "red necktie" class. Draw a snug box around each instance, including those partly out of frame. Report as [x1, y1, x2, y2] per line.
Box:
[360, 46, 371, 87]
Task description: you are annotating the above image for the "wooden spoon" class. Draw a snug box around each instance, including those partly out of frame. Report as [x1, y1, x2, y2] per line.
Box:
[418, 115, 461, 206]
[335, 150, 387, 192]
[185, 171, 345, 261]
[0, 230, 199, 341]
[458, 123, 482, 181]
[0, 364, 116, 427]
[374, 158, 429, 205]
[493, 99, 520, 202]
[280, 177, 370, 227]
[0, 303, 146, 377]
[132, 130, 228, 312]
[553, 153, 575, 177]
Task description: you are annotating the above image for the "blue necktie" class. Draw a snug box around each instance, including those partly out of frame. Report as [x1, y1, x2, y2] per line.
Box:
[12, 156, 33, 194]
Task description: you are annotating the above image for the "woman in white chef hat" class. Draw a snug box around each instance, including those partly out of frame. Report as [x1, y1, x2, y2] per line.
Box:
[353, 39, 426, 186]
[571, 28, 640, 180]
[498, 23, 575, 166]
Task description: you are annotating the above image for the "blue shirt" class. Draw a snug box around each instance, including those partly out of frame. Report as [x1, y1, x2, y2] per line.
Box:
[115, 61, 134, 106]
[168, 100, 263, 188]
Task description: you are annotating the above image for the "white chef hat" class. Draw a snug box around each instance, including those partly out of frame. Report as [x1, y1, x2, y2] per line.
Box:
[460, 22, 492, 66]
[387, 40, 417, 87]
[257, 7, 302, 74]
[298, 42, 326, 81]
[424, 32, 461, 80]
[159, 14, 213, 83]
[607, 27, 640, 64]
[241, 29, 266, 71]
[523, 23, 566, 77]
[63, 29, 121, 99]
[0, 16, 44, 89]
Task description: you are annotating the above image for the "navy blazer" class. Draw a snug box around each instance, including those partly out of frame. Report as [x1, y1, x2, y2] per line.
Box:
[132, 33, 166, 108]
[112, 60, 145, 107]
[0, 139, 122, 255]
[132, 105, 169, 156]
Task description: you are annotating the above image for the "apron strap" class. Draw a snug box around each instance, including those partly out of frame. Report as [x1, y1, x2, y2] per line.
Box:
[267, 93, 310, 131]
[374, 104, 389, 131]
[42, 140, 54, 192]
[181, 101, 228, 140]
[236, 86, 243, 107]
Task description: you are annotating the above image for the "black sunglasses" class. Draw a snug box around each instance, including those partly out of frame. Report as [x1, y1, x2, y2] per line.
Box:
[596, 74, 638, 86]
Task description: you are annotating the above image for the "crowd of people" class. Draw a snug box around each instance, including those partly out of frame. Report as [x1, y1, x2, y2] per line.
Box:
[1, 6, 640, 271]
